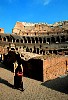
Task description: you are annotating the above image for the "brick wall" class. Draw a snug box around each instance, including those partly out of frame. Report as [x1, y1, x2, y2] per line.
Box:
[43, 55, 68, 82]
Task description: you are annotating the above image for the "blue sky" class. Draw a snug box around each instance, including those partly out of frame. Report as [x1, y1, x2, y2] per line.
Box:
[0, 0, 68, 33]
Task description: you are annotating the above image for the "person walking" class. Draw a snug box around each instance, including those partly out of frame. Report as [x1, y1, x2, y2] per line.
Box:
[14, 61, 24, 91]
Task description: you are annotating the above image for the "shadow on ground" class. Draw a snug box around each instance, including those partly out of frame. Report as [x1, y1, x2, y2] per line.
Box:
[0, 77, 13, 88]
[0, 62, 14, 72]
[41, 75, 68, 94]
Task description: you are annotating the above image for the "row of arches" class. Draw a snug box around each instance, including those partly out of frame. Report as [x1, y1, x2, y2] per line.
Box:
[0, 34, 68, 44]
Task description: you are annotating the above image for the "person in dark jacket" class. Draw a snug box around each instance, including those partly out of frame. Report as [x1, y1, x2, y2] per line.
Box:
[14, 62, 24, 91]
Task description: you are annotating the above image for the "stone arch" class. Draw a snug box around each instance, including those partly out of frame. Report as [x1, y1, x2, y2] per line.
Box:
[33, 46, 36, 53]
[47, 38, 50, 44]
[31, 37, 35, 43]
[65, 35, 68, 42]
[49, 50, 52, 54]
[40, 49, 43, 54]
[23, 37, 27, 43]
[6, 36, 9, 42]
[27, 37, 31, 43]
[53, 50, 57, 54]
[3, 37, 6, 41]
[30, 48, 32, 52]
[36, 48, 39, 54]
[43, 37, 46, 43]
[51, 36, 55, 43]
[20, 39, 23, 43]
[16, 39, 19, 43]
[35, 37, 38, 43]
[26, 47, 30, 52]
[39, 37, 42, 43]
[61, 35, 65, 43]
[56, 36, 60, 43]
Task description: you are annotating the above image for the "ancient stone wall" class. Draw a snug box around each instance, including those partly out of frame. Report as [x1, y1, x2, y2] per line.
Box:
[0, 28, 4, 33]
[43, 55, 68, 82]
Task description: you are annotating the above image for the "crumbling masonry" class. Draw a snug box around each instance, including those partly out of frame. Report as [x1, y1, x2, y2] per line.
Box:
[0, 20, 68, 81]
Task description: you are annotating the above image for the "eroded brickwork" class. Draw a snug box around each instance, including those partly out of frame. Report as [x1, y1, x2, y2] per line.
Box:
[43, 55, 68, 81]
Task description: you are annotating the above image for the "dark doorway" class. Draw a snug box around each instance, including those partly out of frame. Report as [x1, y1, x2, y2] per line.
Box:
[23, 59, 43, 81]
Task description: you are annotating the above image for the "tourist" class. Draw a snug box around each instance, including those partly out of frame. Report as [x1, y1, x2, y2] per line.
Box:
[14, 60, 24, 91]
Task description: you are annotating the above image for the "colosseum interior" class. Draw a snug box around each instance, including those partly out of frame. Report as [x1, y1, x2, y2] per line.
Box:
[0, 20, 68, 81]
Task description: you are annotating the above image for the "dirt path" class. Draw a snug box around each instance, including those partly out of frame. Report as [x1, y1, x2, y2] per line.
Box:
[0, 63, 68, 100]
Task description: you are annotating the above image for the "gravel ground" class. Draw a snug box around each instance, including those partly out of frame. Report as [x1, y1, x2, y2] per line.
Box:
[0, 63, 68, 100]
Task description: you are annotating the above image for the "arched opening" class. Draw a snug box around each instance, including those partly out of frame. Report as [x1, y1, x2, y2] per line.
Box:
[6, 36, 10, 42]
[53, 50, 57, 54]
[61, 35, 65, 43]
[51, 37, 55, 43]
[27, 37, 31, 43]
[16, 39, 19, 43]
[65, 35, 68, 42]
[47, 38, 50, 44]
[26, 47, 30, 52]
[37, 48, 39, 54]
[23, 37, 27, 43]
[31, 37, 35, 43]
[3, 37, 6, 41]
[49, 50, 52, 54]
[56, 36, 60, 43]
[20, 39, 23, 43]
[35, 37, 38, 43]
[43, 37, 46, 43]
[40, 49, 43, 54]
[30, 48, 32, 52]
[39, 37, 42, 43]
[33, 46, 36, 53]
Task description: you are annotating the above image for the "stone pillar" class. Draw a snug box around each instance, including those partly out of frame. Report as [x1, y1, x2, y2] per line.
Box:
[2, 38, 3, 42]
[6, 38, 8, 42]
[27, 39, 28, 43]
[15, 40, 16, 43]
[12, 39, 13, 43]
[1, 54, 4, 60]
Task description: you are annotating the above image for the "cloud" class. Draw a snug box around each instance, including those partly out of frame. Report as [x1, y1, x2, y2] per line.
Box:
[43, 0, 51, 5]
[33, 0, 52, 6]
